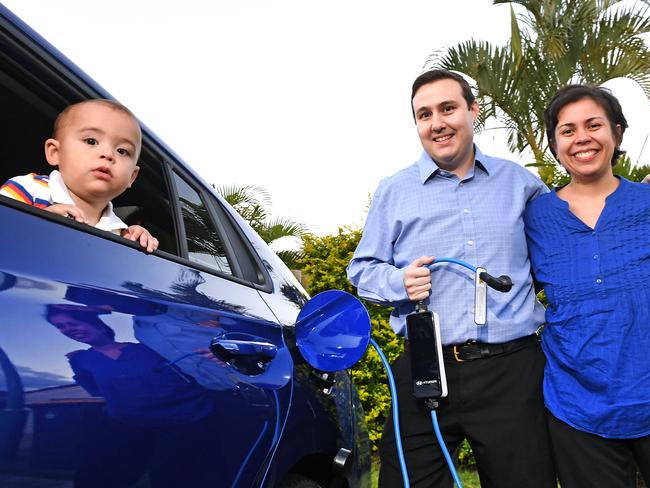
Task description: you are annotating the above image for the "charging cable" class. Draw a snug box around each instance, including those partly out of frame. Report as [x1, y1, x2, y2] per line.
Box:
[370, 338, 410, 487]
[427, 400, 463, 488]
[369, 257, 513, 488]
[370, 339, 464, 488]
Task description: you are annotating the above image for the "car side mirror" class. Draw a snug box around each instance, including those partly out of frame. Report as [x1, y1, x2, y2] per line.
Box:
[295, 290, 371, 372]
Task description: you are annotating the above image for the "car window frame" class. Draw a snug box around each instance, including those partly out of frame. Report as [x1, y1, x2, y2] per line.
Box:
[167, 165, 241, 276]
[164, 161, 272, 291]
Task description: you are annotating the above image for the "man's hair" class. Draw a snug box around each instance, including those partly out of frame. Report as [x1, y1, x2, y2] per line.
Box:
[52, 99, 141, 152]
[411, 69, 476, 119]
[544, 85, 628, 166]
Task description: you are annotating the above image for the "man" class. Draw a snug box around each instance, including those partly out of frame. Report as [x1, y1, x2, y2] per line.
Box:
[347, 69, 555, 487]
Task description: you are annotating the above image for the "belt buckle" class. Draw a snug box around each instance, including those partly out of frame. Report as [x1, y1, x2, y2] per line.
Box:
[453, 345, 464, 362]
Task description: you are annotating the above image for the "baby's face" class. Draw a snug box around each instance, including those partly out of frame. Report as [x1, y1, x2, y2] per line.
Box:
[47, 102, 141, 205]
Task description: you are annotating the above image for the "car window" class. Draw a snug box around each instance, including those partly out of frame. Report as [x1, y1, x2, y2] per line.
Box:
[0, 26, 273, 286]
[112, 155, 178, 255]
[172, 171, 232, 275]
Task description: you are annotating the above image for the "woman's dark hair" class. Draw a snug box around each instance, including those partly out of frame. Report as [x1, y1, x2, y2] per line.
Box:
[411, 69, 476, 119]
[544, 84, 628, 166]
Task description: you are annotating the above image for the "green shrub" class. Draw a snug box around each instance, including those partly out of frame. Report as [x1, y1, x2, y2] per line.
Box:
[458, 439, 476, 468]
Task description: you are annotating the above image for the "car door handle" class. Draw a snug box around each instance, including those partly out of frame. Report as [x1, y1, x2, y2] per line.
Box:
[209, 338, 278, 362]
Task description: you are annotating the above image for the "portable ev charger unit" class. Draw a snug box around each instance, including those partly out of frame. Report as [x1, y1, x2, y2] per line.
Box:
[406, 304, 447, 399]
[405, 265, 494, 400]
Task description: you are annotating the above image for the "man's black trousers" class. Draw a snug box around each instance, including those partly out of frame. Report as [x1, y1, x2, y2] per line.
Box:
[378, 339, 556, 488]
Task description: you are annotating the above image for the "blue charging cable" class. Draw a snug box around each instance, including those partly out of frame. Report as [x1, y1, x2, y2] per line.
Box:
[369, 338, 411, 487]
[429, 257, 476, 273]
[367, 257, 506, 488]
[370, 338, 463, 488]
[431, 408, 463, 488]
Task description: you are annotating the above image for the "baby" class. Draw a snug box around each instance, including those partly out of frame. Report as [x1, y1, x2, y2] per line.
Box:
[1, 99, 158, 252]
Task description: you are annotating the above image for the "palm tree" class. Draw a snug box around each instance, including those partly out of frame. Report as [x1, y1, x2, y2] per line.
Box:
[427, 0, 650, 183]
[213, 184, 307, 268]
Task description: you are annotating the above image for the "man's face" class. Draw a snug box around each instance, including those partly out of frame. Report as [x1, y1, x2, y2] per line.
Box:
[45, 102, 141, 206]
[412, 78, 479, 176]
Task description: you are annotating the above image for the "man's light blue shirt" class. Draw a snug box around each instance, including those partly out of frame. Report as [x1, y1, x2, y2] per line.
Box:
[347, 147, 547, 345]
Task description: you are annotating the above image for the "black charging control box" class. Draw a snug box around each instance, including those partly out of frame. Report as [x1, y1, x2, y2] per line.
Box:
[406, 310, 448, 399]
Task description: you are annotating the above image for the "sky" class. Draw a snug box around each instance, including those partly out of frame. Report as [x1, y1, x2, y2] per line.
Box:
[3, 0, 650, 239]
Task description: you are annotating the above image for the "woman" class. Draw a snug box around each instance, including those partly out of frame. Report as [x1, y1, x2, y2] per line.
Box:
[46, 304, 220, 487]
[524, 85, 650, 488]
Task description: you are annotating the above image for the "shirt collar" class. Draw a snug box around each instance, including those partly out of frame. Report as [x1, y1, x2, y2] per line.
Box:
[48, 170, 75, 205]
[48, 170, 127, 233]
[416, 145, 493, 184]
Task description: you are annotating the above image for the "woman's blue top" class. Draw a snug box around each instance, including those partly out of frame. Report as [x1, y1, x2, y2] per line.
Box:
[524, 177, 650, 438]
[69, 342, 215, 427]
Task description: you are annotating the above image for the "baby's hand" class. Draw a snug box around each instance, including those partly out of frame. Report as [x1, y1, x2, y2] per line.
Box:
[45, 204, 87, 224]
[121, 225, 159, 253]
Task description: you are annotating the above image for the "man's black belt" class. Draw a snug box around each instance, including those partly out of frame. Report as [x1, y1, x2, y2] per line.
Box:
[404, 333, 539, 362]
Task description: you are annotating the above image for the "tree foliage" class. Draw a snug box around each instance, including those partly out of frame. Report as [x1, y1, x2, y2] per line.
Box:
[549, 154, 650, 187]
[213, 184, 307, 267]
[296, 228, 403, 449]
[429, 0, 650, 184]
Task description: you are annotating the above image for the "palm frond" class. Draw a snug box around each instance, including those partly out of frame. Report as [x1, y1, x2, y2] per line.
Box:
[427, 0, 650, 165]
[257, 217, 307, 243]
[212, 183, 308, 261]
[213, 184, 271, 208]
[275, 249, 305, 269]
[612, 154, 650, 181]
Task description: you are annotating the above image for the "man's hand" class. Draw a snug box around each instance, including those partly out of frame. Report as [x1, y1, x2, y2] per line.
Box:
[45, 203, 87, 224]
[404, 256, 435, 301]
[121, 225, 159, 253]
[642, 174, 650, 184]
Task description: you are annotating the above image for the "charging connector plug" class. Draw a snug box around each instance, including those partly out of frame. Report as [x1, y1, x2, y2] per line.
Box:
[425, 398, 439, 410]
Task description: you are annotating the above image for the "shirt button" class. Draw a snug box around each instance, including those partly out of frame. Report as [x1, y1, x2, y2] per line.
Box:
[459, 182, 464, 187]
[463, 208, 470, 214]
[467, 240, 474, 246]
[593, 254, 599, 259]
[596, 278, 602, 284]
[592, 231, 596, 236]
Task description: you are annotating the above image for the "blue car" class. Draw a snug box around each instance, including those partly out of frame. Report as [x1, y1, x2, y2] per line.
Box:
[0, 4, 370, 487]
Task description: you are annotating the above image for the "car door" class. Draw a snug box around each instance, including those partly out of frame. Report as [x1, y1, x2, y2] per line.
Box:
[0, 159, 293, 487]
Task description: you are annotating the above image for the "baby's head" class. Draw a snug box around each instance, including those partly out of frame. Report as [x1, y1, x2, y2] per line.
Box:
[45, 99, 142, 205]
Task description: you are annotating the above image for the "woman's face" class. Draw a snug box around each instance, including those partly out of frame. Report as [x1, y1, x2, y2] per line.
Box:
[553, 97, 620, 184]
[50, 313, 111, 345]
